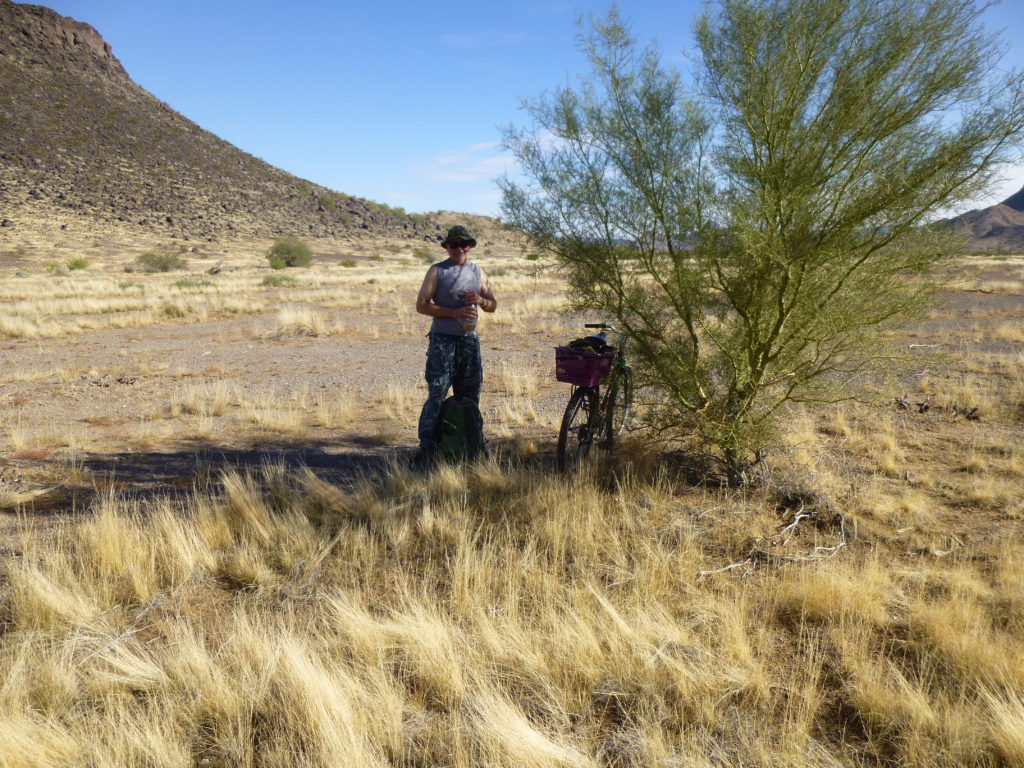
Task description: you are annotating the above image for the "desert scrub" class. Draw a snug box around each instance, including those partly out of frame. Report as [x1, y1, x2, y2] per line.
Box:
[135, 250, 188, 272]
[267, 236, 313, 269]
[171, 279, 213, 290]
[66, 257, 91, 271]
[262, 274, 298, 287]
[338, 259, 357, 268]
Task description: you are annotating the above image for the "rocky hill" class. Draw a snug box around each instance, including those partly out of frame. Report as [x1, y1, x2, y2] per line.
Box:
[940, 185, 1024, 253]
[0, 0, 446, 243]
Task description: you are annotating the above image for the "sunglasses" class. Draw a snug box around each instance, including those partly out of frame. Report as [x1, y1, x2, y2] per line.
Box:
[446, 240, 471, 249]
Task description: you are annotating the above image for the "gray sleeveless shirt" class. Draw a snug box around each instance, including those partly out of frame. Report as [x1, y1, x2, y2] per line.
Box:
[430, 259, 482, 337]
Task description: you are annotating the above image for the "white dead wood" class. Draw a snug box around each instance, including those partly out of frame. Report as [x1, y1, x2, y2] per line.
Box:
[698, 503, 847, 579]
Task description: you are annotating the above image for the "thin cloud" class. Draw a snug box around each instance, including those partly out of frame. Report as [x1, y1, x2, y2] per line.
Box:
[413, 141, 517, 184]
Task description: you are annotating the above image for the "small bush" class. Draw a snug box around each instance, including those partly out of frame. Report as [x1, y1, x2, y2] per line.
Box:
[137, 251, 188, 272]
[262, 274, 297, 287]
[162, 303, 187, 318]
[66, 257, 90, 271]
[367, 254, 384, 262]
[172, 279, 212, 289]
[318, 194, 336, 210]
[267, 236, 313, 268]
[339, 259, 357, 268]
[119, 282, 143, 290]
[524, 253, 541, 261]
[413, 247, 435, 265]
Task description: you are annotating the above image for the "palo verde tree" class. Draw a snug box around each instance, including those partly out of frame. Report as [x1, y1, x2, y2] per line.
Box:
[500, 1, 1024, 482]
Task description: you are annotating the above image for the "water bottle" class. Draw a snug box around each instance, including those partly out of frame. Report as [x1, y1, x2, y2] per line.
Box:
[459, 292, 477, 333]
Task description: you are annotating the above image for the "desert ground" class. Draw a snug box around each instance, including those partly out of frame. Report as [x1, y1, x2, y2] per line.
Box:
[0, 232, 1022, 766]
[0, 230, 572, 503]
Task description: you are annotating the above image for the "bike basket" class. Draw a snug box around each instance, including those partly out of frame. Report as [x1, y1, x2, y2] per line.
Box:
[554, 346, 615, 386]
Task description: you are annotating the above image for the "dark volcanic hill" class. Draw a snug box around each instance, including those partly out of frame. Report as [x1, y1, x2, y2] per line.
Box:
[0, 0, 445, 242]
[940, 184, 1024, 253]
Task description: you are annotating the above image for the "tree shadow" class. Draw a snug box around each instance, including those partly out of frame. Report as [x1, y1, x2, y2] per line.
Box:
[11, 436, 412, 517]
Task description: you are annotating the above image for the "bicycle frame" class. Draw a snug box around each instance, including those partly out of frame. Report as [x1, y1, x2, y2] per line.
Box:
[556, 323, 634, 470]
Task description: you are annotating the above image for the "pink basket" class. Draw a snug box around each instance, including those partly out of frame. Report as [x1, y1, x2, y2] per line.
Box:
[555, 346, 614, 386]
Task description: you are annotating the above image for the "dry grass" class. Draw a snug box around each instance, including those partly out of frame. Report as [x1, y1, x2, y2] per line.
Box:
[0, 461, 1021, 766]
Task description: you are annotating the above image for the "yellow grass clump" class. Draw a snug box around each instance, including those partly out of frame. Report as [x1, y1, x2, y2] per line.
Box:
[1, 460, 1022, 767]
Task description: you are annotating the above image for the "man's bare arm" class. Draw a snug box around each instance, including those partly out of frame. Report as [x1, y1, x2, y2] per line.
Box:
[480, 268, 497, 312]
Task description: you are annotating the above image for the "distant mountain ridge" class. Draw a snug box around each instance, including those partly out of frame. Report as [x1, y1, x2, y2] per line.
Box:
[939, 185, 1024, 253]
[0, 0, 444, 242]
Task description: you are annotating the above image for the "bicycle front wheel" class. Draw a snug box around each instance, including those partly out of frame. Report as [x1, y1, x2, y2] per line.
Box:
[557, 386, 598, 472]
[598, 366, 633, 449]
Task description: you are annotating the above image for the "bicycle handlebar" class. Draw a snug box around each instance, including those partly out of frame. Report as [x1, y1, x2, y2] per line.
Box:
[584, 322, 616, 331]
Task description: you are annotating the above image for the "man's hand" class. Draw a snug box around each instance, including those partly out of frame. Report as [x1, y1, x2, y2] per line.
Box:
[451, 304, 478, 321]
[461, 290, 495, 312]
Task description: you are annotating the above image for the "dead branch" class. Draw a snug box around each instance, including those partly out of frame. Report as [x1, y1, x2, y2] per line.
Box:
[697, 504, 847, 579]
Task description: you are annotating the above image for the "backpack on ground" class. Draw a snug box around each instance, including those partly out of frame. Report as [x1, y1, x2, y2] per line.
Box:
[437, 396, 487, 461]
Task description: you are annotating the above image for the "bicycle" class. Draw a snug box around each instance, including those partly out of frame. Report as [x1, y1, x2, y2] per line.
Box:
[554, 323, 634, 472]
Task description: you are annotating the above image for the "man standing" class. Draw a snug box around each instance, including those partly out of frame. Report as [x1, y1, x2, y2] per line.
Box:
[414, 225, 497, 462]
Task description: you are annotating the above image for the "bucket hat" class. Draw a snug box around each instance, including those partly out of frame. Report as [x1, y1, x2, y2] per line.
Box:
[441, 225, 477, 248]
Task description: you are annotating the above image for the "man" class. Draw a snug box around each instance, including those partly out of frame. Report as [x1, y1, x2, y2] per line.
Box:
[414, 225, 497, 462]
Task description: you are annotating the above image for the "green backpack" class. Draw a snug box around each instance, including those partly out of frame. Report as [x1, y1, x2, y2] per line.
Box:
[437, 396, 487, 461]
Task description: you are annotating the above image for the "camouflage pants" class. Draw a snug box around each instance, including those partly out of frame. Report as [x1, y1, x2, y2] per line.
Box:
[417, 332, 483, 449]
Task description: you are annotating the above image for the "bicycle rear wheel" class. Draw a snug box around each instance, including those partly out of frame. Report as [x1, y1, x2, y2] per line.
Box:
[598, 366, 633, 449]
[557, 386, 598, 472]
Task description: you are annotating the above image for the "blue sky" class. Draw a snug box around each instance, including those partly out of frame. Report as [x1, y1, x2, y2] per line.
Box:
[29, 0, 1024, 216]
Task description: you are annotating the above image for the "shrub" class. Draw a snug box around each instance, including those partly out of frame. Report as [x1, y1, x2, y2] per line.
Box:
[339, 259, 357, 268]
[523, 253, 541, 261]
[267, 236, 313, 269]
[262, 274, 298, 287]
[66, 257, 90, 271]
[172, 279, 212, 289]
[502, 5, 1024, 482]
[162, 303, 187, 318]
[318, 194, 336, 210]
[136, 251, 188, 273]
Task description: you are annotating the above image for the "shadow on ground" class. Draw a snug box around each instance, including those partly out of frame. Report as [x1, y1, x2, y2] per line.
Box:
[5, 436, 557, 518]
[5, 437, 406, 517]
